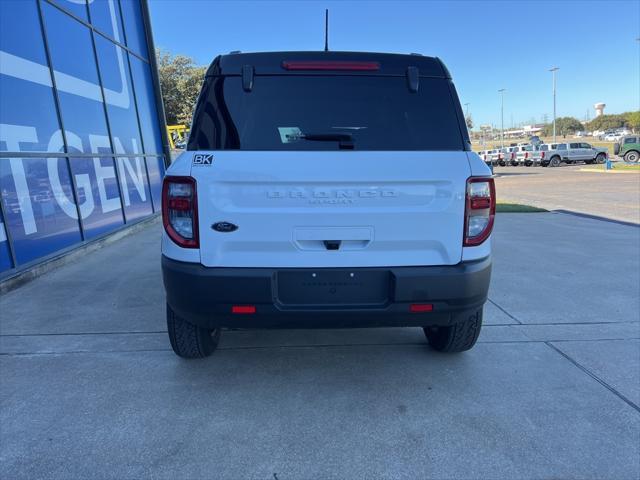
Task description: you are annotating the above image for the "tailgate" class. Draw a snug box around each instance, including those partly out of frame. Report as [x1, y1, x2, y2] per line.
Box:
[191, 151, 470, 268]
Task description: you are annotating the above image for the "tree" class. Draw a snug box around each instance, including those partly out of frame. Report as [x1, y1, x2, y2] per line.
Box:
[624, 111, 640, 132]
[541, 116, 583, 136]
[586, 113, 627, 132]
[465, 115, 473, 131]
[156, 49, 206, 126]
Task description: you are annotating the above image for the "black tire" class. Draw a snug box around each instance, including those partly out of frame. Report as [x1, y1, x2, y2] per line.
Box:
[424, 308, 483, 353]
[167, 303, 221, 359]
[541, 161, 549, 167]
[595, 153, 606, 164]
[550, 156, 561, 167]
[624, 150, 639, 163]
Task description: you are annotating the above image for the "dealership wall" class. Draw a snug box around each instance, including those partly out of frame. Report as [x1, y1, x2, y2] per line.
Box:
[0, 0, 167, 277]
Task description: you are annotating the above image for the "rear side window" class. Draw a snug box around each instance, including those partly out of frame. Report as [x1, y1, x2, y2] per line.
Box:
[188, 75, 466, 151]
[624, 137, 637, 144]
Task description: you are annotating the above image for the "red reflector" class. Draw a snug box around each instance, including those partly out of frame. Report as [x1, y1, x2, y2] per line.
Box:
[282, 61, 380, 71]
[470, 198, 491, 209]
[168, 198, 191, 211]
[410, 303, 433, 313]
[232, 305, 256, 314]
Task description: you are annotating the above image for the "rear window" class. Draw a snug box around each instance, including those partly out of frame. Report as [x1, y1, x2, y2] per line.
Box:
[188, 75, 466, 151]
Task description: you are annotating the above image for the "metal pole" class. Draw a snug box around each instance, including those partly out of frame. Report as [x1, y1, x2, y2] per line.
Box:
[549, 67, 559, 143]
[498, 89, 505, 148]
[637, 38, 640, 113]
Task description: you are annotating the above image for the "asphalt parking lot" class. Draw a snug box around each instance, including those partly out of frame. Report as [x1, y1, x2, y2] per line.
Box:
[494, 164, 640, 224]
[1, 213, 639, 479]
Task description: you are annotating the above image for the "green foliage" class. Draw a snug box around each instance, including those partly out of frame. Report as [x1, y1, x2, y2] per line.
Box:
[541, 117, 583, 136]
[625, 111, 640, 131]
[586, 113, 628, 132]
[465, 115, 473, 130]
[156, 49, 206, 126]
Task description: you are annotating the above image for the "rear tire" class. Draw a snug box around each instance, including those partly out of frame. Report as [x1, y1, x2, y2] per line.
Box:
[550, 156, 561, 167]
[624, 150, 639, 163]
[424, 308, 483, 353]
[595, 153, 606, 164]
[167, 303, 221, 359]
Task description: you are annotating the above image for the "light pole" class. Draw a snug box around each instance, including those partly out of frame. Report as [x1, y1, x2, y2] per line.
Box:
[498, 89, 505, 148]
[549, 67, 559, 143]
[637, 38, 640, 112]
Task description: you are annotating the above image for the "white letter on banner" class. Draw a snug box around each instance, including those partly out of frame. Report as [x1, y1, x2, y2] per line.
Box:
[47, 130, 94, 219]
[0, 124, 37, 234]
[113, 137, 146, 205]
[89, 134, 121, 213]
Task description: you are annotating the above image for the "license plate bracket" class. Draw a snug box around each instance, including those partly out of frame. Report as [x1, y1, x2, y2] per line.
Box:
[276, 270, 390, 307]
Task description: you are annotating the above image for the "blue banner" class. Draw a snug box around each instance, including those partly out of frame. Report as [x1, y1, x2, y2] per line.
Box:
[0, 0, 165, 274]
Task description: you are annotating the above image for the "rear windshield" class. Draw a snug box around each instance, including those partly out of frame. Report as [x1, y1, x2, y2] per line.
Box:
[188, 75, 466, 151]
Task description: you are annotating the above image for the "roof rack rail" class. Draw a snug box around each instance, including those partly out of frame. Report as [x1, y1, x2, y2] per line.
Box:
[229, 50, 242, 54]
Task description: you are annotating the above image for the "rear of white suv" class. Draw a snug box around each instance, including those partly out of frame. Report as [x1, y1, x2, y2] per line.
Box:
[162, 52, 494, 358]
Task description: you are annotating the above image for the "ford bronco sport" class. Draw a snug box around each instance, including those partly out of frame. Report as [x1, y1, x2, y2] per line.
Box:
[161, 51, 494, 358]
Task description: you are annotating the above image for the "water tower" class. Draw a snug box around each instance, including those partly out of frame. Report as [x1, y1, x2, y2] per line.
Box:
[594, 102, 606, 117]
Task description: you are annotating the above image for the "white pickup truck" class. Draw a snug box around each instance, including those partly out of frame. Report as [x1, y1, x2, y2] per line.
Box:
[161, 51, 494, 358]
[539, 142, 607, 167]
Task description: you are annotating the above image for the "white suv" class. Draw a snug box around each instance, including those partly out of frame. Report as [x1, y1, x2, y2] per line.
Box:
[161, 52, 494, 358]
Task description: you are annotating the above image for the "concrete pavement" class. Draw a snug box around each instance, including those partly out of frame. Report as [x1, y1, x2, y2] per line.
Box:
[494, 164, 640, 225]
[1, 213, 639, 479]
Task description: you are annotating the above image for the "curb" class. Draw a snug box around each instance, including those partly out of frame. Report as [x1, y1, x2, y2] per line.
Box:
[0, 215, 161, 295]
[579, 168, 639, 174]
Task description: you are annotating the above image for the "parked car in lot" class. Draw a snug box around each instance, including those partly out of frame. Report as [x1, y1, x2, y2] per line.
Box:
[604, 132, 622, 142]
[614, 135, 640, 163]
[517, 144, 543, 166]
[539, 142, 607, 167]
[500, 146, 517, 166]
[514, 145, 531, 166]
[162, 51, 494, 358]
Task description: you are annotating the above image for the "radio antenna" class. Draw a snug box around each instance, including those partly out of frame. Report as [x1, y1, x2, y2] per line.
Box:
[324, 9, 329, 51]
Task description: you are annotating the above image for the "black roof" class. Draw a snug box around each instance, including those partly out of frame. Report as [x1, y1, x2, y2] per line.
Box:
[205, 51, 451, 78]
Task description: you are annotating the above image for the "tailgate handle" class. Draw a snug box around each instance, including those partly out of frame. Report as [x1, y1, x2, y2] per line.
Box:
[323, 240, 341, 251]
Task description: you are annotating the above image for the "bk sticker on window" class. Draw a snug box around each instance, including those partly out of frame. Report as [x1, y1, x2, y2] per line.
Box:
[193, 154, 213, 166]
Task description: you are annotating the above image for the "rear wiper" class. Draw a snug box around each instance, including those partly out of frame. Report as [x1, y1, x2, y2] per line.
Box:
[297, 132, 355, 150]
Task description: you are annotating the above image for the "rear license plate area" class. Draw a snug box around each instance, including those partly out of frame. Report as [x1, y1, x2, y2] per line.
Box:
[276, 270, 390, 307]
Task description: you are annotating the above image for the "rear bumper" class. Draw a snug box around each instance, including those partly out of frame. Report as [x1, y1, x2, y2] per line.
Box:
[162, 255, 491, 329]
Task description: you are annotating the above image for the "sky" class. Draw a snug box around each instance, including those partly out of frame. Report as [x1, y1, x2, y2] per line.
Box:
[148, 0, 640, 129]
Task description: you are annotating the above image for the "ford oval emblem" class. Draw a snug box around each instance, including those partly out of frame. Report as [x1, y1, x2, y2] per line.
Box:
[212, 221, 238, 233]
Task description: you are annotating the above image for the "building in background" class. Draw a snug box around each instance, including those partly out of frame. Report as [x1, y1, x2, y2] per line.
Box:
[0, 0, 169, 277]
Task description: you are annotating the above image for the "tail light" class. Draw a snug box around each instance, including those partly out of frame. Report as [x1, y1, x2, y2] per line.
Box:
[525, 152, 529, 159]
[540, 151, 545, 159]
[510, 152, 515, 160]
[498, 153, 503, 160]
[464, 177, 495, 246]
[162, 176, 199, 248]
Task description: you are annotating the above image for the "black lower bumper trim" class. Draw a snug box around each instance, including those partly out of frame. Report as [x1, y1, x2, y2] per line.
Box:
[162, 256, 491, 328]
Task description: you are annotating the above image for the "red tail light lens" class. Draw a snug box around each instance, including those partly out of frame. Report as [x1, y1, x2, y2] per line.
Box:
[464, 177, 495, 247]
[162, 176, 199, 248]
[232, 305, 256, 314]
[541, 151, 545, 159]
[282, 61, 380, 71]
[410, 303, 434, 313]
[525, 152, 529, 159]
